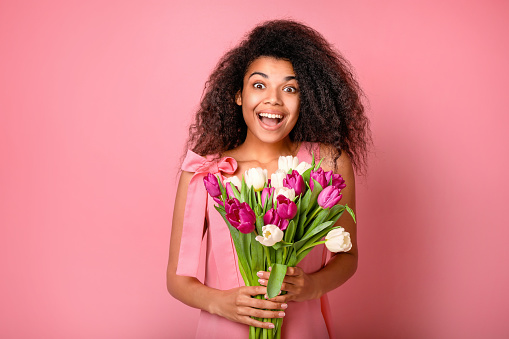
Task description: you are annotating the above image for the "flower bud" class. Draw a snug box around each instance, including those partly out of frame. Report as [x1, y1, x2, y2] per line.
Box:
[325, 227, 352, 252]
[317, 185, 342, 208]
[203, 173, 221, 197]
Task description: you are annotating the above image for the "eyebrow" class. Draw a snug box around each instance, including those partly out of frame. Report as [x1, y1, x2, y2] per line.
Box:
[248, 71, 296, 82]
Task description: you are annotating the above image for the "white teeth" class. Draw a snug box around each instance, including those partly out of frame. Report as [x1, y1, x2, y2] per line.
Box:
[259, 113, 283, 119]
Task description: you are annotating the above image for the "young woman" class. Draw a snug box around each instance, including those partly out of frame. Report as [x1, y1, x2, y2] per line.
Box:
[167, 20, 370, 338]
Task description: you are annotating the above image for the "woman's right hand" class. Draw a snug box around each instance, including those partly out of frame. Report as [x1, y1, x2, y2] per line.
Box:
[209, 285, 287, 329]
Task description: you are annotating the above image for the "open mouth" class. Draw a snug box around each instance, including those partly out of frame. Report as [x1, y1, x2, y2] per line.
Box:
[257, 112, 284, 127]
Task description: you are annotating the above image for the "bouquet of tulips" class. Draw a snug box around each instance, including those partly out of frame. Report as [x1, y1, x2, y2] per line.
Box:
[203, 154, 355, 339]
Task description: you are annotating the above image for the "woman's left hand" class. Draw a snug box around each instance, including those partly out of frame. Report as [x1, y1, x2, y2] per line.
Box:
[256, 266, 321, 303]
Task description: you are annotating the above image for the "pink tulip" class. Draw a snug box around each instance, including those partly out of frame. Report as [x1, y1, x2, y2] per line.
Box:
[263, 208, 289, 231]
[283, 170, 305, 196]
[203, 173, 221, 197]
[276, 195, 297, 220]
[330, 173, 346, 190]
[225, 198, 256, 234]
[310, 168, 332, 191]
[317, 186, 343, 209]
[261, 187, 275, 208]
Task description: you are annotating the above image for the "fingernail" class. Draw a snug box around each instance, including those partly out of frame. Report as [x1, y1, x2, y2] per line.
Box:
[269, 267, 272, 271]
[279, 312, 285, 317]
[281, 303, 288, 309]
[264, 294, 268, 299]
[268, 323, 275, 329]
[258, 279, 265, 284]
[256, 271, 263, 277]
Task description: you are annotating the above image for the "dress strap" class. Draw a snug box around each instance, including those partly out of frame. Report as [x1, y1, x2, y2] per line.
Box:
[176, 150, 237, 277]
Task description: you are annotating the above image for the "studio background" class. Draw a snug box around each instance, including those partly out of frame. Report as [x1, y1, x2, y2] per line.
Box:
[1, 1, 508, 338]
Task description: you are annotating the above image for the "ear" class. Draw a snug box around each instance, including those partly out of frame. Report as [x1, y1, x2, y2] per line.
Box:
[235, 91, 242, 106]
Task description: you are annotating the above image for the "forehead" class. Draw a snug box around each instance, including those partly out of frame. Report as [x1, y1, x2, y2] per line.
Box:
[244, 57, 295, 79]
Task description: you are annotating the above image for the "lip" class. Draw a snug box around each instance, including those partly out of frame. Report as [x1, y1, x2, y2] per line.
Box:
[256, 110, 287, 131]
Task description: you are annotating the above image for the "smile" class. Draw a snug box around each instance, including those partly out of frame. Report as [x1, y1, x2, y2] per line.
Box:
[257, 112, 284, 128]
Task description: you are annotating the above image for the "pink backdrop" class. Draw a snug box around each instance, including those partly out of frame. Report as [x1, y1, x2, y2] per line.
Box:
[1, 1, 508, 338]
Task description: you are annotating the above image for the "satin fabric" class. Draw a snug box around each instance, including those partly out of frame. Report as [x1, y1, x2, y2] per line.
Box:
[176, 143, 335, 339]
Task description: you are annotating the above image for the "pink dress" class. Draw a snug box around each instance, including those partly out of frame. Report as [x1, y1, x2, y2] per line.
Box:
[176, 142, 335, 339]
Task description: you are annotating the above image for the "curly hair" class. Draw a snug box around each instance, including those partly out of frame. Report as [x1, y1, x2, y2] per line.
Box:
[187, 19, 371, 172]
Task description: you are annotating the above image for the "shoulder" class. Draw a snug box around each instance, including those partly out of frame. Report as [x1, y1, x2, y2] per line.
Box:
[318, 143, 353, 175]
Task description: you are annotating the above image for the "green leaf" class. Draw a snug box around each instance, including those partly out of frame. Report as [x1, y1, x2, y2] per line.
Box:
[345, 204, 356, 223]
[230, 182, 241, 201]
[267, 263, 287, 299]
[293, 220, 335, 251]
[216, 174, 227, 202]
[240, 177, 248, 203]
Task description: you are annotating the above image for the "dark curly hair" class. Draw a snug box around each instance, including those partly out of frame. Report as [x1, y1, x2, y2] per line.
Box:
[187, 19, 371, 172]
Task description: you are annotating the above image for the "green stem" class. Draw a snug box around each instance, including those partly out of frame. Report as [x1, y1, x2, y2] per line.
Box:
[307, 206, 323, 223]
[296, 240, 327, 256]
[257, 190, 262, 205]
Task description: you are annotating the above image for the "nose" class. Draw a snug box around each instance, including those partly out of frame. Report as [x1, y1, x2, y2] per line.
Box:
[264, 87, 282, 105]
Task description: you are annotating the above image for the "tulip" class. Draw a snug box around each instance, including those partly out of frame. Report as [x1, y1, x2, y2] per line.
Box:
[263, 208, 289, 231]
[270, 169, 287, 189]
[317, 185, 343, 208]
[224, 175, 241, 197]
[261, 187, 275, 208]
[224, 198, 242, 214]
[203, 173, 221, 197]
[283, 170, 305, 196]
[255, 224, 284, 246]
[244, 167, 268, 192]
[330, 173, 346, 190]
[278, 155, 299, 173]
[310, 168, 332, 191]
[225, 198, 256, 234]
[276, 195, 298, 220]
[273, 187, 295, 204]
[212, 197, 223, 206]
[294, 161, 312, 175]
[325, 227, 352, 252]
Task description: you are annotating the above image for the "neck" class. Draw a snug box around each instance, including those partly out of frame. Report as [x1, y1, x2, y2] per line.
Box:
[237, 132, 299, 164]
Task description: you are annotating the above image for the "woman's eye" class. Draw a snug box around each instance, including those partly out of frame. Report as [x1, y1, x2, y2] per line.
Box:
[284, 86, 297, 93]
[253, 82, 265, 89]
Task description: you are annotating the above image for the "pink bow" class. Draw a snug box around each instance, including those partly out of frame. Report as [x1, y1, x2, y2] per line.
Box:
[176, 149, 237, 277]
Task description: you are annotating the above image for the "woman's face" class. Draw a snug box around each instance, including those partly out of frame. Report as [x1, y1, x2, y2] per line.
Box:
[236, 56, 300, 145]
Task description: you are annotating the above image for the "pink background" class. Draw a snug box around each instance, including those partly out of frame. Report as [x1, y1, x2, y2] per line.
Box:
[1, 1, 508, 338]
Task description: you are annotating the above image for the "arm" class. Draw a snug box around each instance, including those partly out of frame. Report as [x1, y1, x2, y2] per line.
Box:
[166, 171, 287, 328]
[257, 147, 358, 301]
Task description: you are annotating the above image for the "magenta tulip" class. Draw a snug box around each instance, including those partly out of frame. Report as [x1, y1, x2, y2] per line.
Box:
[263, 208, 289, 231]
[275, 195, 297, 220]
[310, 168, 332, 191]
[203, 173, 221, 197]
[261, 187, 275, 208]
[225, 198, 256, 234]
[283, 170, 305, 196]
[330, 173, 346, 190]
[317, 185, 343, 208]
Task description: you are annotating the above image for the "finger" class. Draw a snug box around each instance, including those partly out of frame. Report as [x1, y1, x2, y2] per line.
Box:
[237, 306, 286, 320]
[241, 285, 267, 297]
[240, 315, 278, 329]
[258, 278, 267, 286]
[285, 266, 303, 276]
[237, 296, 287, 311]
[256, 271, 270, 280]
[267, 294, 293, 303]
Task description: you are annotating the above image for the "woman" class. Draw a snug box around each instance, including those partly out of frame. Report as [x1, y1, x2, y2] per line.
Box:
[167, 19, 370, 338]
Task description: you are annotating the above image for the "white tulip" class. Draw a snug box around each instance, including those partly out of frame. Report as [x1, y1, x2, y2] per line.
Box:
[270, 169, 287, 189]
[295, 161, 312, 175]
[224, 175, 241, 188]
[255, 224, 284, 246]
[278, 155, 299, 173]
[273, 187, 295, 203]
[325, 227, 352, 252]
[244, 167, 268, 192]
